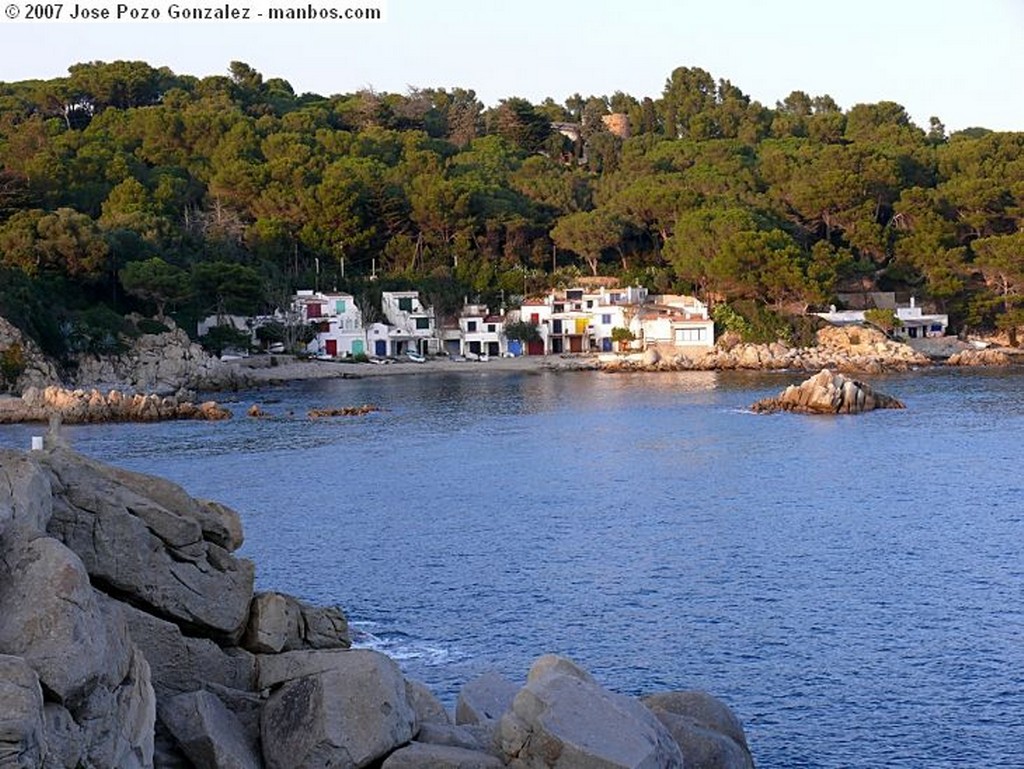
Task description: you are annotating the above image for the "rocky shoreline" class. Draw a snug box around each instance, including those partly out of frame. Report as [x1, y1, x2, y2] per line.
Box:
[2, 313, 1022, 428]
[1, 446, 755, 768]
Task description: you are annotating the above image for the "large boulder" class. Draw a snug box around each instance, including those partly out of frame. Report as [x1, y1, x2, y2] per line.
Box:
[456, 671, 519, 726]
[0, 655, 47, 768]
[0, 527, 156, 769]
[41, 449, 254, 639]
[260, 649, 416, 769]
[750, 369, 904, 415]
[381, 743, 505, 769]
[242, 592, 350, 654]
[498, 655, 684, 769]
[115, 597, 256, 696]
[159, 690, 261, 769]
[642, 691, 755, 769]
[0, 451, 52, 531]
[406, 678, 452, 727]
[0, 530, 132, 709]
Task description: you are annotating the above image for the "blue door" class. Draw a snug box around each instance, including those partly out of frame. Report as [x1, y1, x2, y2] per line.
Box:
[602, 338, 613, 352]
[375, 340, 387, 356]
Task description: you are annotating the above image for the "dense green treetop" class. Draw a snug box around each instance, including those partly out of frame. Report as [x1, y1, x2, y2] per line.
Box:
[1, 59, 1023, 358]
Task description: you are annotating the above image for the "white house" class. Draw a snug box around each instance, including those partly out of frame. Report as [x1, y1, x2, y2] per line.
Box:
[631, 295, 714, 351]
[814, 297, 948, 339]
[381, 291, 437, 355]
[519, 284, 651, 354]
[459, 304, 506, 358]
[295, 290, 367, 358]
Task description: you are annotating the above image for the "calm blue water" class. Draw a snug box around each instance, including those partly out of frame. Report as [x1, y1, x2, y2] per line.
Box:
[3, 368, 1023, 768]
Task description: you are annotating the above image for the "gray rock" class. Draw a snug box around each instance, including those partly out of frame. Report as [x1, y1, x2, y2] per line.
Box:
[498, 654, 684, 769]
[116, 598, 256, 696]
[406, 678, 452, 727]
[642, 691, 754, 769]
[455, 671, 519, 725]
[256, 648, 351, 690]
[416, 723, 495, 754]
[260, 650, 415, 769]
[381, 743, 505, 769]
[297, 600, 350, 650]
[42, 449, 254, 639]
[73, 646, 155, 769]
[242, 593, 304, 654]
[195, 499, 245, 552]
[0, 531, 131, 708]
[0, 451, 52, 532]
[750, 369, 904, 415]
[160, 690, 261, 769]
[43, 703, 85, 769]
[0, 655, 47, 769]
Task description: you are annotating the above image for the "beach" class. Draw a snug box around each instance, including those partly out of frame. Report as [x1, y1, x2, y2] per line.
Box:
[227, 353, 589, 385]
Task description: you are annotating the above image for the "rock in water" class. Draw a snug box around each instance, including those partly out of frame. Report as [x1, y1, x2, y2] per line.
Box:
[750, 368, 904, 415]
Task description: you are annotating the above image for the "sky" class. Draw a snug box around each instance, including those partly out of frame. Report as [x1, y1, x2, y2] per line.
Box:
[1, 0, 1023, 133]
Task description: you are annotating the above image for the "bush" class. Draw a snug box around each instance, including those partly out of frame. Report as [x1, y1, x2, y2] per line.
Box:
[199, 325, 252, 356]
[134, 317, 171, 335]
[0, 343, 26, 391]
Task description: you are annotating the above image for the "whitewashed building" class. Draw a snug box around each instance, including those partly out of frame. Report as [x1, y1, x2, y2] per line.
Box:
[381, 291, 437, 355]
[631, 295, 714, 352]
[295, 290, 366, 358]
[459, 304, 506, 358]
[814, 297, 948, 339]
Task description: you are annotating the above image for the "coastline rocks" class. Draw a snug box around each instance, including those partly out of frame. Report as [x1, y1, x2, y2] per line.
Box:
[602, 325, 931, 374]
[643, 692, 755, 769]
[0, 316, 61, 393]
[498, 655, 684, 769]
[947, 348, 1012, 366]
[751, 368, 905, 415]
[43, 449, 256, 639]
[1, 386, 231, 424]
[307, 404, 380, 418]
[0, 446, 757, 769]
[71, 326, 245, 395]
[260, 650, 416, 769]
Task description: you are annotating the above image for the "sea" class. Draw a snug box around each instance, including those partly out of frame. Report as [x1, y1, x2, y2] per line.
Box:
[2, 367, 1022, 768]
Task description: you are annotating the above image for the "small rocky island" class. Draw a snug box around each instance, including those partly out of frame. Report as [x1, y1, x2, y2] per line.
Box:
[0, 446, 755, 769]
[751, 369, 905, 415]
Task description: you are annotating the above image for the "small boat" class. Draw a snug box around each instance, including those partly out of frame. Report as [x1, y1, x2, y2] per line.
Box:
[406, 350, 426, 363]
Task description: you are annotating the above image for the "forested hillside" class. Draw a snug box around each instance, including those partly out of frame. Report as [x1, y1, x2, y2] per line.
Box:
[1, 59, 1022, 361]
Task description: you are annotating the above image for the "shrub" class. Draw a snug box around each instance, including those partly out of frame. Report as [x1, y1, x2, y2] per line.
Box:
[0, 343, 26, 391]
[135, 317, 171, 335]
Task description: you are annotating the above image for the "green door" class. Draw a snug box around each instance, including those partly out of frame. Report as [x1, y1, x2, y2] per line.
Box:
[352, 340, 364, 355]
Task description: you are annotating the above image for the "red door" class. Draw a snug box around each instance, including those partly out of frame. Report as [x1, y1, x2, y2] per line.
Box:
[527, 339, 545, 356]
[325, 339, 338, 356]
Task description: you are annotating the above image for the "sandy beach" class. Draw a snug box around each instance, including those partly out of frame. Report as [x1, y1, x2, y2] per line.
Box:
[227, 353, 592, 385]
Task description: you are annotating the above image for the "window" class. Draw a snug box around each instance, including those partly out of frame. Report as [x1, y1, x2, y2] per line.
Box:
[552, 320, 563, 334]
[567, 290, 583, 301]
[586, 301, 593, 309]
[415, 317, 430, 330]
[553, 304, 564, 313]
[530, 313, 540, 325]
[674, 327, 707, 343]
[487, 324, 495, 333]
[398, 297, 413, 312]
[335, 300, 346, 313]
[467, 321, 477, 332]
[601, 314, 612, 325]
